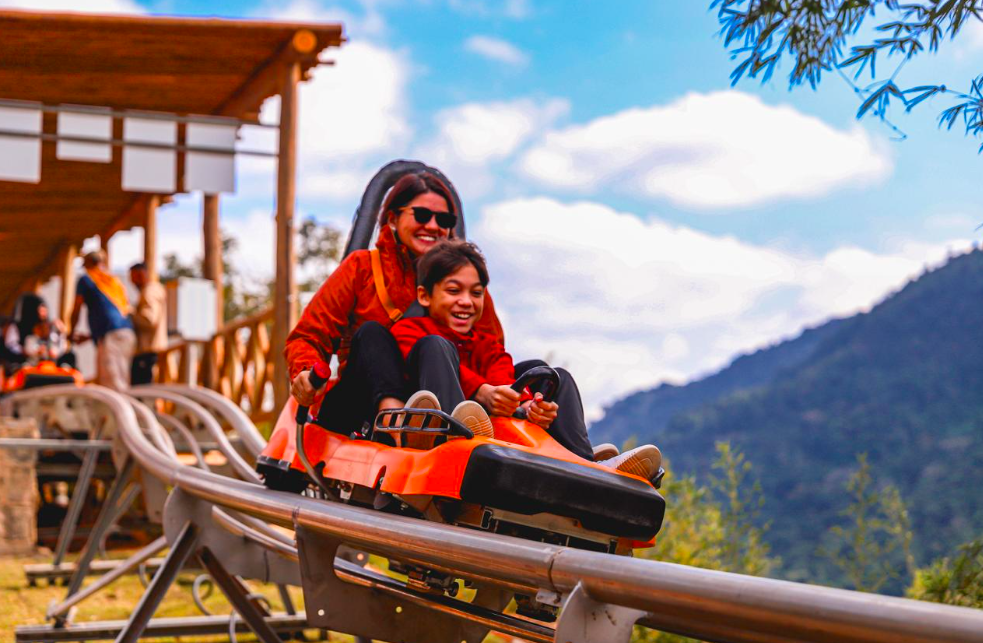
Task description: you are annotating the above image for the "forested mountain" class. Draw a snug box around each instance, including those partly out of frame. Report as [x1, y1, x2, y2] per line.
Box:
[592, 248, 983, 586]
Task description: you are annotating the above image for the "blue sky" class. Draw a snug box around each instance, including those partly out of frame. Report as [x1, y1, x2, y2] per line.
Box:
[8, 0, 983, 416]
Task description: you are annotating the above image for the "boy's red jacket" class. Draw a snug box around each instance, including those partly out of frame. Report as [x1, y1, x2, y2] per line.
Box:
[391, 316, 520, 399]
[285, 226, 505, 382]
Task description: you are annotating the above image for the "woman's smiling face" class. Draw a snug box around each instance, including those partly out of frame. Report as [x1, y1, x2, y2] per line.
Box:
[392, 192, 452, 256]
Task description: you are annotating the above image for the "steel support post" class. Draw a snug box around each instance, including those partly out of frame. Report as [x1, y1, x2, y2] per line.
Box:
[276, 584, 296, 616]
[17, 614, 309, 643]
[52, 427, 104, 566]
[114, 521, 199, 643]
[197, 547, 282, 643]
[0, 438, 113, 451]
[101, 482, 142, 550]
[47, 536, 168, 620]
[58, 458, 137, 613]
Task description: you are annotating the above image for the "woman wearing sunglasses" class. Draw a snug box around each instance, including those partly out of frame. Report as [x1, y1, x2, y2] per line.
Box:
[286, 171, 505, 435]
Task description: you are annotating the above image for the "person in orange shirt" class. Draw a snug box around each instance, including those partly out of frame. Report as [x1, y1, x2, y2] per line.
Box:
[285, 171, 505, 436]
[70, 250, 135, 391]
[391, 239, 663, 482]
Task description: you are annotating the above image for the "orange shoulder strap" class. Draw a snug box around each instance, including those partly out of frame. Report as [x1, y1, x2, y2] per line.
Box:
[370, 248, 403, 323]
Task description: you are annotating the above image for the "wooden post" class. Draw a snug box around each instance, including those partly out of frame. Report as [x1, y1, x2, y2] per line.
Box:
[59, 245, 77, 326]
[202, 194, 223, 328]
[143, 196, 159, 281]
[202, 194, 223, 389]
[273, 61, 301, 412]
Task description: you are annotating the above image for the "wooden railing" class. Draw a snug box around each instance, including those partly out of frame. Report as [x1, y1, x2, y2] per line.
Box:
[156, 307, 277, 424]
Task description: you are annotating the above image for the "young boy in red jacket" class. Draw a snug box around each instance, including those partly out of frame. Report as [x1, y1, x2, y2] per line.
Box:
[390, 239, 662, 481]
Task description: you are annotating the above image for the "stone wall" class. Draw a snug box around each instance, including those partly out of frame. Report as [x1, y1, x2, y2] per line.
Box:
[0, 417, 39, 555]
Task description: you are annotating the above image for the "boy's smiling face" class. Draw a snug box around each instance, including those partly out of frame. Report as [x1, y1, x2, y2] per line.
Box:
[417, 263, 485, 335]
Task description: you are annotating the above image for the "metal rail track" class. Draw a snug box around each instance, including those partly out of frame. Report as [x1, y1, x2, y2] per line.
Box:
[9, 385, 983, 643]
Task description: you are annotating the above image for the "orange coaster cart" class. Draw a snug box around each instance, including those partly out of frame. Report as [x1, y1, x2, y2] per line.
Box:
[257, 162, 666, 577]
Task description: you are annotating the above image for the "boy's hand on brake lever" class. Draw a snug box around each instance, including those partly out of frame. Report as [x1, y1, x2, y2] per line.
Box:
[524, 393, 558, 429]
[475, 384, 522, 416]
[291, 370, 327, 407]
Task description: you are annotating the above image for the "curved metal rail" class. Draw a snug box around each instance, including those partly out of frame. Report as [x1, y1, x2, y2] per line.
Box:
[10, 385, 983, 643]
[130, 386, 262, 483]
[142, 384, 265, 458]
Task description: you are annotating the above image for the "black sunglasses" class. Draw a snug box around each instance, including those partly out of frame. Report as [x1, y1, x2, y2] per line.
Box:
[401, 206, 457, 230]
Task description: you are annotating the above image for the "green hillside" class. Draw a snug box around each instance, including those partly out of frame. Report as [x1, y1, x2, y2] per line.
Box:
[592, 248, 983, 587]
[590, 316, 850, 445]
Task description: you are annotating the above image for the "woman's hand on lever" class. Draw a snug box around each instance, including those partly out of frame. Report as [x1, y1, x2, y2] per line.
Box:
[475, 383, 522, 417]
[291, 369, 327, 407]
[524, 393, 558, 429]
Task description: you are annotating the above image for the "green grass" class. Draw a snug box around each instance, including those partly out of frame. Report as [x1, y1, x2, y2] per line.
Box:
[0, 550, 325, 643]
[0, 551, 512, 643]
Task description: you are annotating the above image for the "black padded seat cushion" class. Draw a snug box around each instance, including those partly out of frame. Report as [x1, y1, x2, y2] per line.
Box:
[460, 444, 665, 540]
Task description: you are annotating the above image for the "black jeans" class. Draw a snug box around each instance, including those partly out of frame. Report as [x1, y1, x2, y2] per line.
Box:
[131, 352, 157, 385]
[407, 335, 467, 410]
[315, 322, 407, 435]
[405, 336, 595, 461]
[514, 359, 593, 461]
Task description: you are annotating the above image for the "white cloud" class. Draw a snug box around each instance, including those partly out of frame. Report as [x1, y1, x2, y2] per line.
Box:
[415, 98, 568, 196]
[248, 0, 410, 201]
[253, 0, 385, 37]
[464, 35, 529, 66]
[518, 91, 893, 209]
[247, 40, 411, 202]
[107, 191, 969, 421]
[471, 197, 968, 418]
[427, 99, 567, 163]
[0, 0, 142, 11]
[503, 0, 530, 19]
[448, 0, 531, 19]
[297, 41, 410, 160]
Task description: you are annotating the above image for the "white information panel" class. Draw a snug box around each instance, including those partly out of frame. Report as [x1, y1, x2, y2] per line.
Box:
[0, 105, 41, 183]
[57, 110, 112, 163]
[122, 117, 176, 193]
[185, 122, 236, 194]
[165, 278, 217, 341]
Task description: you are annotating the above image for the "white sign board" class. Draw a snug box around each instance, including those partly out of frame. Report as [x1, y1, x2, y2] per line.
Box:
[0, 105, 41, 183]
[165, 278, 217, 341]
[185, 122, 236, 194]
[122, 117, 176, 193]
[57, 110, 112, 163]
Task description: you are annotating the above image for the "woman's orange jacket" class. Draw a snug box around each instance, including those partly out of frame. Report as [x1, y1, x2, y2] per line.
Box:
[285, 225, 505, 383]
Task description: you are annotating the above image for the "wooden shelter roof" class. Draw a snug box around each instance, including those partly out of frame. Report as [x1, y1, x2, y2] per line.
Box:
[0, 10, 344, 310]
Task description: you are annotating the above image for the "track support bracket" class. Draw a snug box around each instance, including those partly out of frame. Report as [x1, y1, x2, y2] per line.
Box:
[554, 581, 646, 643]
[294, 525, 491, 643]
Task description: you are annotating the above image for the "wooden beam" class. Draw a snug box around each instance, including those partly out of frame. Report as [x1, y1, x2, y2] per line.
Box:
[272, 61, 301, 412]
[59, 244, 77, 326]
[0, 11, 344, 40]
[100, 195, 150, 240]
[202, 194, 223, 328]
[213, 30, 320, 119]
[144, 195, 159, 281]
